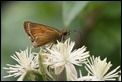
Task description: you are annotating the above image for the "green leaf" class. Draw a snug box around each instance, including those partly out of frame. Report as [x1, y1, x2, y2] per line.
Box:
[23, 70, 43, 81]
[38, 50, 54, 81]
[38, 50, 48, 81]
[62, 1, 89, 27]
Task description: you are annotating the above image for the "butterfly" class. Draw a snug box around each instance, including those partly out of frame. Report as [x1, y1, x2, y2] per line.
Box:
[24, 21, 69, 48]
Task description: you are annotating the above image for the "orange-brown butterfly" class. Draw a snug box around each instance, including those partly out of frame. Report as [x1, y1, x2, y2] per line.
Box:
[24, 21, 69, 48]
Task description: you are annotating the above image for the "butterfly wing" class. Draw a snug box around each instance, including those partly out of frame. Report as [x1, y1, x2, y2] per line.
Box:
[33, 32, 59, 47]
[24, 21, 62, 47]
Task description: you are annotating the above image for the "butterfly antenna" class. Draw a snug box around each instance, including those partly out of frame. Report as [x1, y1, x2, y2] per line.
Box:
[71, 28, 82, 35]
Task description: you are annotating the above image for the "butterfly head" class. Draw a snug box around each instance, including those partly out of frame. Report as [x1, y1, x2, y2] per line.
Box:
[58, 29, 70, 42]
[61, 29, 70, 36]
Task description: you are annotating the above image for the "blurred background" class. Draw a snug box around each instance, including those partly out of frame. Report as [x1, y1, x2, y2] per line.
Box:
[1, 1, 121, 81]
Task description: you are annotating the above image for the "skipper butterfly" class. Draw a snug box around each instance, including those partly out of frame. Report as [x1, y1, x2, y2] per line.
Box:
[24, 21, 69, 48]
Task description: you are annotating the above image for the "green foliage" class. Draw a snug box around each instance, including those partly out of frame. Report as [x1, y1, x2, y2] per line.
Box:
[23, 70, 43, 81]
[62, 1, 89, 27]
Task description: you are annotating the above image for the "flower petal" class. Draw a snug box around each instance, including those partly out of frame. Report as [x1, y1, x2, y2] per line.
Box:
[65, 63, 77, 81]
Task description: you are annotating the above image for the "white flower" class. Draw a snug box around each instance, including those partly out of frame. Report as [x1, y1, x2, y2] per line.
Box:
[43, 38, 90, 81]
[118, 71, 121, 81]
[119, 75, 121, 81]
[85, 56, 120, 81]
[3, 47, 39, 81]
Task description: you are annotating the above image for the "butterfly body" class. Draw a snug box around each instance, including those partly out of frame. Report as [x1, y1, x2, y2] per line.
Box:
[24, 21, 68, 47]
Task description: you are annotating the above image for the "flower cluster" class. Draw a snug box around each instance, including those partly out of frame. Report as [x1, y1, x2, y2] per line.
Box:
[3, 38, 121, 81]
[3, 48, 39, 81]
